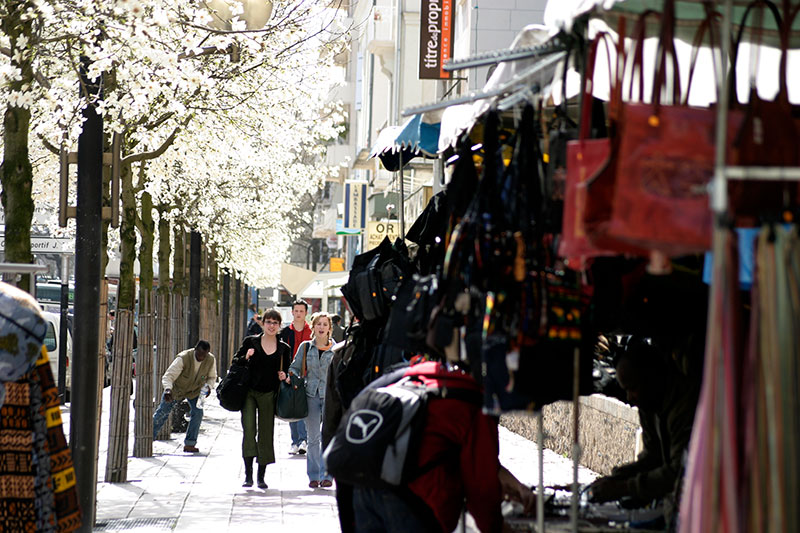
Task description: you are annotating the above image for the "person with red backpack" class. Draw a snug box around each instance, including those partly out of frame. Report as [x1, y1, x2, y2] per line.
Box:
[326, 361, 533, 533]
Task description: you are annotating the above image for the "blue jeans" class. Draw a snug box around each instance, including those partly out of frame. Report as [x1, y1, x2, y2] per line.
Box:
[352, 487, 434, 533]
[306, 393, 331, 482]
[290, 419, 307, 446]
[152, 393, 203, 447]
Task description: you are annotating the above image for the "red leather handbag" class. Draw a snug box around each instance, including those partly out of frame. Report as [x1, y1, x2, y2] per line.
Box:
[559, 33, 619, 266]
[578, 16, 658, 258]
[607, 0, 716, 255]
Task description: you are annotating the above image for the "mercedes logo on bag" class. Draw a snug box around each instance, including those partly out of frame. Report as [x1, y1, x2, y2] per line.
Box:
[345, 410, 383, 444]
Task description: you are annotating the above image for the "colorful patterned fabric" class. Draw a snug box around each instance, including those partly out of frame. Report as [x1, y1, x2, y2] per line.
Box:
[0, 347, 81, 532]
[33, 348, 81, 532]
[0, 282, 47, 408]
[0, 380, 36, 532]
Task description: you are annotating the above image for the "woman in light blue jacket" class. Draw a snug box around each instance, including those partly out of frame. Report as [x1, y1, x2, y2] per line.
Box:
[288, 312, 335, 488]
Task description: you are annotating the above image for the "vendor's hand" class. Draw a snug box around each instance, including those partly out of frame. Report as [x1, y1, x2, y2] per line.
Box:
[277, 371, 287, 381]
[163, 389, 173, 402]
[245, 348, 255, 360]
[498, 465, 536, 516]
[594, 334, 611, 359]
[587, 476, 629, 503]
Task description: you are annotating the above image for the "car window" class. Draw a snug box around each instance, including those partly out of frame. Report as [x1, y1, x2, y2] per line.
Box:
[44, 322, 57, 353]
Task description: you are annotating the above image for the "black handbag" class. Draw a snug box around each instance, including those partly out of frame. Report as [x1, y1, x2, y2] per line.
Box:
[217, 363, 250, 412]
[276, 344, 309, 422]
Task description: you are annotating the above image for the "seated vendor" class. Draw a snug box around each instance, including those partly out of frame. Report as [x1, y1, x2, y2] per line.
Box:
[588, 337, 700, 524]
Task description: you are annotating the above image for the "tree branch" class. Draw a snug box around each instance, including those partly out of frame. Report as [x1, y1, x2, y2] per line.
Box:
[121, 117, 191, 165]
[37, 133, 60, 155]
[0, 46, 52, 90]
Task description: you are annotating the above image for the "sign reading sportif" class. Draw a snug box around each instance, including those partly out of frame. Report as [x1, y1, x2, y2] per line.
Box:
[419, 0, 455, 80]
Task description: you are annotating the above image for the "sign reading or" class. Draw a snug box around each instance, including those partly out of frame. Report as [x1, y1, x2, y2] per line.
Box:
[419, 0, 455, 80]
[344, 181, 367, 231]
[366, 220, 400, 250]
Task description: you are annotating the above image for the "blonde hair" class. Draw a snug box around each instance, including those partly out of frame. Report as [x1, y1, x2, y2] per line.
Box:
[310, 312, 332, 345]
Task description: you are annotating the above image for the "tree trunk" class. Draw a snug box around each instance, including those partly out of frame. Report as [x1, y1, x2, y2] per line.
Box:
[105, 308, 134, 482]
[105, 160, 136, 482]
[155, 207, 172, 440]
[133, 189, 155, 457]
[0, 3, 35, 292]
[172, 227, 186, 356]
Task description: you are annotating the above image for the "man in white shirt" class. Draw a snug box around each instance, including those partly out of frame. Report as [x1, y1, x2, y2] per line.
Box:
[152, 340, 217, 453]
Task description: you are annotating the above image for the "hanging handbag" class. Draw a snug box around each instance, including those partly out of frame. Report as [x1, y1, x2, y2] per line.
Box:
[606, 1, 721, 255]
[276, 343, 309, 422]
[578, 19, 652, 257]
[728, 0, 799, 219]
[217, 363, 250, 412]
[560, 32, 623, 267]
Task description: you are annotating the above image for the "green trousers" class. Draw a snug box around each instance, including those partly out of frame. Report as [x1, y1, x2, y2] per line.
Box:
[240, 388, 277, 465]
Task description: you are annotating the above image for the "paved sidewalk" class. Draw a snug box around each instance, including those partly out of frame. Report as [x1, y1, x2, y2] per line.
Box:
[62, 386, 597, 532]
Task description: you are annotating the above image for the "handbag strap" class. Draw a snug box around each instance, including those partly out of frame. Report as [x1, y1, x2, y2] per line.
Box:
[302, 342, 309, 377]
[729, 0, 784, 106]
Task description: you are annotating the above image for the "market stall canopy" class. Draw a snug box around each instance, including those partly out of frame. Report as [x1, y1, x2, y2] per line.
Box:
[297, 271, 350, 299]
[369, 114, 441, 171]
[438, 25, 560, 150]
[280, 263, 317, 296]
[544, 0, 800, 48]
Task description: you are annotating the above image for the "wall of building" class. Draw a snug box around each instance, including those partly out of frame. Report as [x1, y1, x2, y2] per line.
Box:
[501, 395, 642, 476]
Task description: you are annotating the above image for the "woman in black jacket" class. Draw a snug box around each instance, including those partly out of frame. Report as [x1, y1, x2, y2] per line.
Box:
[231, 309, 291, 488]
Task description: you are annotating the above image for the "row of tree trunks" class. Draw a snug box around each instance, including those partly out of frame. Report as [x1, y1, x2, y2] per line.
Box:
[133, 289, 155, 457]
[155, 210, 172, 441]
[95, 280, 109, 465]
[105, 308, 135, 482]
[154, 291, 171, 440]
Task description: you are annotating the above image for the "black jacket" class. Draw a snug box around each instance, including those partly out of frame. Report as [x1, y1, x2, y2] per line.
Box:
[232, 335, 291, 393]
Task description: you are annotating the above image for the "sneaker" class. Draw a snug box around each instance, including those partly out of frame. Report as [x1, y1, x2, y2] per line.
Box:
[289, 444, 299, 455]
[298, 441, 307, 455]
[183, 445, 199, 453]
[320, 479, 333, 488]
[309, 480, 319, 488]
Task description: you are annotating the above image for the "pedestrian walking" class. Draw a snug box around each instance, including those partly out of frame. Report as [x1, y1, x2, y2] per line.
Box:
[279, 299, 312, 455]
[330, 314, 345, 343]
[287, 312, 335, 488]
[231, 309, 292, 488]
[245, 312, 262, 337]
[152, 341, 217, 453]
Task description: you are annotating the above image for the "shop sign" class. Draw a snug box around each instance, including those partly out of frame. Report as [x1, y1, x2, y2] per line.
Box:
[0, 235, 74, 253]
[419, 0, 455, 80]
[366, 220, 400, 250]
[343, 181, 367, 231]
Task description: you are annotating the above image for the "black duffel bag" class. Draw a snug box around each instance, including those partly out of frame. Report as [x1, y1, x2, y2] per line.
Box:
[217, 364, 250, 412]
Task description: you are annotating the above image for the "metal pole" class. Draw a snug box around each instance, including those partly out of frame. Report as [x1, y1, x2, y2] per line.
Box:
[537, 410, 545, 533]
[243, 283, 249, 338]
[71, 55, 103, 532]
[570, 347, 581, 533]
[392, 0, 402, 126]
[233, 276, 241, 345]
[188, 231, 201, 346]
[398, 151, 405, 239]
[220, 272, 230, 377]
[58, 254, 69, 405]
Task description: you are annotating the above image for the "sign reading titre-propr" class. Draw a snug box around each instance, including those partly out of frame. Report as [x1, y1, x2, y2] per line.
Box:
[419, 0, 454, 80]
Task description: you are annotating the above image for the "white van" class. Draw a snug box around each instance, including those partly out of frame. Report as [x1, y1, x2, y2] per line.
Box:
[42, 311, 72, 396]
